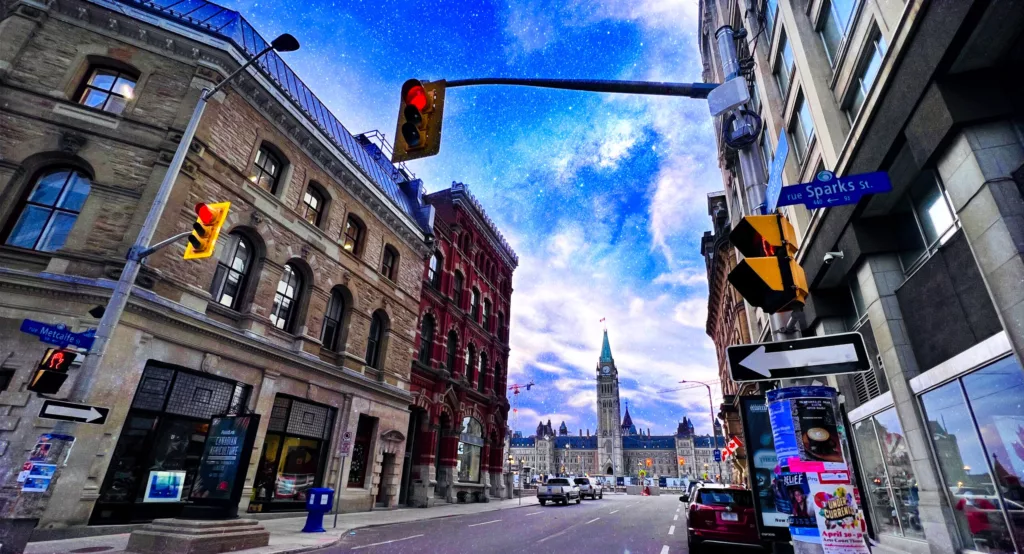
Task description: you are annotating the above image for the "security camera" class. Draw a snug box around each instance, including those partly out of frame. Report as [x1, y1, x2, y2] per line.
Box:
[823, 251, 845, 264]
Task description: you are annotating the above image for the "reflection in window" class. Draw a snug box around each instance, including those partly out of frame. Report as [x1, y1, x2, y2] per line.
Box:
[452, 271, 464, 308]
[774, 32, 795, 98]
[471, 288, 480, 321]
[6, 169, 91, 252]
[365, 311, 386, 370]
[457, 417, 484, 483]
[418, 316, 435, 365]
[428, 253, 443, 288]
[790, 92, 815, 163]
[853, 409, 923, 538]
[321, 289, 346, 352]
[445, 331, 458, 372]
[78, 67, 137, 115]
[249, 146, 282, 194]
[478, 352, 488, 393]
[342, 215, 363, 254]
[302, 186, 324, 227]
[211, 233, 253, 310]
[764, 0, 779, 38]
[381, 246, 398, 281]
[846, 34, 888, 122]
[819, 0, 856, 65]
[897, 171, 958, 274]
[347, 415, 374, 488]
[270, 264, 302, 331]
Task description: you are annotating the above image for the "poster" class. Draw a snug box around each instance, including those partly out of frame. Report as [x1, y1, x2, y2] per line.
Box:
[21, 463, 57, 493]
[807, 472, 870, 554]
[740, 396, 792, 541]
[781, 471, 820, 543]
[190, 415, 257, 502]
[768, 387, 846, 467]
[144, 470, 187, 503]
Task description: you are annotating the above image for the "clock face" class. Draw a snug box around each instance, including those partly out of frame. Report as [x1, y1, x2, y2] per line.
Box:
[602, 365, 611, 375]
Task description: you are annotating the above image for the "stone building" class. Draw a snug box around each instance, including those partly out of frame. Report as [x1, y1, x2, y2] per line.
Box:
[0, 0, 435, 530]
[403, 182, 517, 506]
[698, 0, 1024, 553]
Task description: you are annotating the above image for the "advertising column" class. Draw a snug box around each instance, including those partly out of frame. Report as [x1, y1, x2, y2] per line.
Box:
[766, 387, 868, 554]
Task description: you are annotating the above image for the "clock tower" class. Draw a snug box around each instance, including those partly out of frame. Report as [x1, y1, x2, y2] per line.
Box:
[596, 329, 624, 477]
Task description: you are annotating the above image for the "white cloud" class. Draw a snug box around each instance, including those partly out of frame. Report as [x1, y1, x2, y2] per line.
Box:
[673, 298, 708, 328]
[653, 267, 708, 287]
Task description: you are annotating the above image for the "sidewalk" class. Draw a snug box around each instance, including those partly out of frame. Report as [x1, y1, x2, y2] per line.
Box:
[23, 498, 534, 554]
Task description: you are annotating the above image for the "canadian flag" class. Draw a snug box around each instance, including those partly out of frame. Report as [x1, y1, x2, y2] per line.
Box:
[723, 436, 744, 459]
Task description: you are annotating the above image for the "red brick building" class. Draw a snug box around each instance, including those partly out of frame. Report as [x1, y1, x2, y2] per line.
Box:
[402, 183, 517, 506]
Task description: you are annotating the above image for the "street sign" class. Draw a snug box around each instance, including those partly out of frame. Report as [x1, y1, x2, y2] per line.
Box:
[38, 400, 109, 425]
[339, 431, 353, 454]
[20, 320, 96, 350]
[765, 131, 789, 213]
[727, 332, 870, 383]
[776, 170, 891, 210]
[713, 449, 722, 463]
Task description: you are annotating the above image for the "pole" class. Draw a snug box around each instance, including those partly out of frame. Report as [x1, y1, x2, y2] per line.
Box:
[703, 383, 723, 482]
[446, 77, 718, 99]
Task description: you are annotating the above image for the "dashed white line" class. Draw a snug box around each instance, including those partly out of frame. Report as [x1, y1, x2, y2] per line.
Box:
[468, 519, 501, 527]
[609, 510, 619, 514]
[585, 517, 601, 525]
[351, 534, 424, 550]
[660, 546, 670, 554]
[525, 511, 543, 516]
[668, 525, 676, 535]
[673, 514, 678, 521]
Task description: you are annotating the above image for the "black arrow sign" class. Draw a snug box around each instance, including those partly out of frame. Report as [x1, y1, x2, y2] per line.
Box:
[38, 399, 109, 425]
[727, 332, 870, 383]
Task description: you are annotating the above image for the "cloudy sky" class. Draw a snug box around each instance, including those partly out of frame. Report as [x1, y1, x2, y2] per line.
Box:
[219, 0, 725, 435]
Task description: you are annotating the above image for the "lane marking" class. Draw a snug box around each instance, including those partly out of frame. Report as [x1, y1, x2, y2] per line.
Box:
[468, 519, 501, 527]
[661, 546, 670, 554]
[351, 534, 424, 550]
[673, 514, 678, 521]
[526, 511, 543, 516]
[585, 518, 600, 525]
[668, 525, 676, 535]
[609, 510, 619, 514]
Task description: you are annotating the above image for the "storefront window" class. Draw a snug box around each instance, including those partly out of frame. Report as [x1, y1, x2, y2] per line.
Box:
[854, 408, 924, 539]
[250, 396, 334, 511]
[348, 414, 375, 488]
[854, 417, 900, 536]
[457, 417, 483, 483]
[921, 371, 1017, 553]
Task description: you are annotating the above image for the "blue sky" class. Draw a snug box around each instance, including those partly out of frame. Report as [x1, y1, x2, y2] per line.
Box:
[221, 0, 725, 436]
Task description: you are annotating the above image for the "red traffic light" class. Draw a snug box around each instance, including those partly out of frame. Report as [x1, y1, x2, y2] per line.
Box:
[195, 203, 217, 225]
[405, 85, 428, 112]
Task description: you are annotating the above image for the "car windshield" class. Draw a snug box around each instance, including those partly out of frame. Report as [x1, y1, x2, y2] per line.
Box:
[547, 479, 569, 485]
[698, 489, 753, 507]
[574, 478, 589, 485]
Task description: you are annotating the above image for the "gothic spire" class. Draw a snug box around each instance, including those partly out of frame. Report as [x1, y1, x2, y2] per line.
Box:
[600, 329, 614, 363]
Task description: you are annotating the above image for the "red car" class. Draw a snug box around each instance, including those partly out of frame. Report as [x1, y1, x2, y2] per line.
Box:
[684, 484, 765, 553]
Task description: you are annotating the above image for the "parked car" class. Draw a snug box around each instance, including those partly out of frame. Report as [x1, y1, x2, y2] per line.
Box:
[538, 477, 581, 505]
[681, 480, 703, 507]
[685, 484, 764, 553]
[574, 477, 603, 499]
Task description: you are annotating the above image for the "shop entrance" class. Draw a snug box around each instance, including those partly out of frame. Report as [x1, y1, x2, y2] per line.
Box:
[249, 395, 335, 513]
[90, 361, 251, 525]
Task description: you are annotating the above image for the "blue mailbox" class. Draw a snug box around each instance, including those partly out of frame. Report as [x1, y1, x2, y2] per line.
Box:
[301, 487, 334, 533]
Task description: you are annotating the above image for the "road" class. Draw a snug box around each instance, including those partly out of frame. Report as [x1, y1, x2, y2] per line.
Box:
[314, 493, 689, 554]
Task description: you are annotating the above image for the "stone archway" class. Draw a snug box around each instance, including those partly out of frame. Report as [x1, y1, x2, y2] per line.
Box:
[606, 465, 613, 475]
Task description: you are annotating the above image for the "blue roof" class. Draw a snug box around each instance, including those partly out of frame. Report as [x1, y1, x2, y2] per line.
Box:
[600, 330, 614, 363]
[622, 435, 676, 449]
[102, 0, 421, 224]
[511, 437, 535, 447]
[692, 436, 727, 448]
[554, 436, 598, 449]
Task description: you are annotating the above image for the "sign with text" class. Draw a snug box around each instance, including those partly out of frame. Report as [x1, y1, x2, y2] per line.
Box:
[739, 396, 792, 542]
[776, 170, 891, 210]
[20, 319, 96, 350]
[767, 387, 847, 467]
[189, 414, 260, 507]
[728, 332, 870, 383]
[765, 131, 789, 213]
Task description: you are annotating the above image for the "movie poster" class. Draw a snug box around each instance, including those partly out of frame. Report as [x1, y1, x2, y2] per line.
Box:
[190, 415, 256, 502]
[740, 396, 792, 541]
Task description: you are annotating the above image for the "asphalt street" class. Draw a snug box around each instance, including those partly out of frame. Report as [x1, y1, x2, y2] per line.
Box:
[314, 493, 690, 554]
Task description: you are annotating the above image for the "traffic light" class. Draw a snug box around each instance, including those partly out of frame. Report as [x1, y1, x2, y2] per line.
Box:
[727, 213, 808, 314]
[646, 458, 652, 467]
[183, 202, 230, 260]
[392, 79, 446, 163]
[678, 456, 685, 466]
[28, 348, 77, 394]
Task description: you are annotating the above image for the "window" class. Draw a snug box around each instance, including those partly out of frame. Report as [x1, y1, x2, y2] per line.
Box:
[465, 344, 476, 383]
[819, 0, 856, 64]
[789, 92, 815, 163]
[77, 66, 136, 115]
[853, 408, 923, 539]
[342, 215, 363, 254]
[348, 414, 375, 488]
[478, 352, 488, 393]
[446, 331, 458, 371]
[210, 233, 253, 310]
[497, 311, 506, 341]
[365, 311, 387, 370]
[494, 362, 503, 392]
[249, 145, 283, 194]
[457, 417, 484, 483]
[250, 396, 334, 508]
[845, 34, 888, 122]
[452, 271, 464, 308]
[774, 32, 795, 98]
[428, 252, 443, 288]
[6, 169, 91, 252]
[302, 186, 324, 227]
[270, 263, 302, 331]
[470, 288, 480, 321]
[764, 0, 779, 37]
[418, 316, 435, 365]
[483, 299, 492, 332]
[0, 369, 14, 392]
[321, 289, 346, 352]
[895, 171, 958, 273]
[381, 245, 398, 281]
[760, 133, 774, 175]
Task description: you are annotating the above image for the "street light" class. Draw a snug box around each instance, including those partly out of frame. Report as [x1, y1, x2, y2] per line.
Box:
[678, 380, 724, 483]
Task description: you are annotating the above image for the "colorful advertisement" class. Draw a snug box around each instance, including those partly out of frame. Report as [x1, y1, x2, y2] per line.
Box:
[190, 414, 258, 502]
[807, 472, 870, 554]
[739, 396, 792, 541]
[781, 471, 820, 543]
[21, 463, 57, 493]
[767, 387, 847, 468]
[144, 470, 187, 503]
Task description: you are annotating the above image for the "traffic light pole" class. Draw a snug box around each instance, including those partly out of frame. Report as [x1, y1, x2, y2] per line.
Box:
[446, 77, 719, 99]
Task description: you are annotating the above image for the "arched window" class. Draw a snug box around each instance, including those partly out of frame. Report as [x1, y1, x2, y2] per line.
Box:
[321, 288, 347, 351]
[343, 215, 364, 254]
[365, 310, 387, 369]
[465, 344, 476, 382]
[497, 311, 506, 341]
[249, 144, 283, 194]
[76, 65, 137, 115]
[5, 169, 91, 252]
[428, 252, 443, 288]
[494, 362, 503, 392]
[478, 352, 488, 393]
[483, 299, 492, 332]
[418, 315, 435, 365]
[210, 233, 253, 310]
[270, 263, 302, 331]
[445, 331, 458, 371]
[470, 288, 480, 321]
[457, 417, 484, 483]
[381, 245, 399, 281]
[452, 271, 464, 308]
[302, 184, 325, 227]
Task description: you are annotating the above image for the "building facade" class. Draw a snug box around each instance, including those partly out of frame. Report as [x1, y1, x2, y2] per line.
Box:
[0, 0, 436, 529]
[698, 1, 1024, 553]
[404, 182, 517, 506]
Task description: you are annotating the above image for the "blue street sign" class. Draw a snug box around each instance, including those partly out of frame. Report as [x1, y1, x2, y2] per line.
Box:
[777, 170, 892, 209]
[765, 131, 789, 213]
[713, 449, 722, 463]
[20, 320, 96, 350]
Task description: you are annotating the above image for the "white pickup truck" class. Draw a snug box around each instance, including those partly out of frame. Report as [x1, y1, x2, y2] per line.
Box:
[538, 478, 581, 506]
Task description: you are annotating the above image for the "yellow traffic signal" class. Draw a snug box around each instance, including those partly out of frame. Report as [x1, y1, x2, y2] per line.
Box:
[728, 213, 808, 314]
[392, 79, 446, 163]
[184, 202, 230, 260]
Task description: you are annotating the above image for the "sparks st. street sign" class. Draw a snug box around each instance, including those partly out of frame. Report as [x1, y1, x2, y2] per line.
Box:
[38, 400, 109, 425]
[727, 332, 870, 383]
[776, 170, 891, 209]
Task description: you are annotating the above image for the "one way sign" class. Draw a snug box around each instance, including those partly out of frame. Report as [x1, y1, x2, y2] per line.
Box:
[38, 399, 109, 425]
[727, 332, 870, 383]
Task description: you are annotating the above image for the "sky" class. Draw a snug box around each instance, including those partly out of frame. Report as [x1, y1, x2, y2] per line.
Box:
[218, 0, 726, 436]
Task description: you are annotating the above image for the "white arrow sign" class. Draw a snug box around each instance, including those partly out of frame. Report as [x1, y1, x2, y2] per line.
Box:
[739, 343, 860, 378]
[44, 404, 104, 422]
